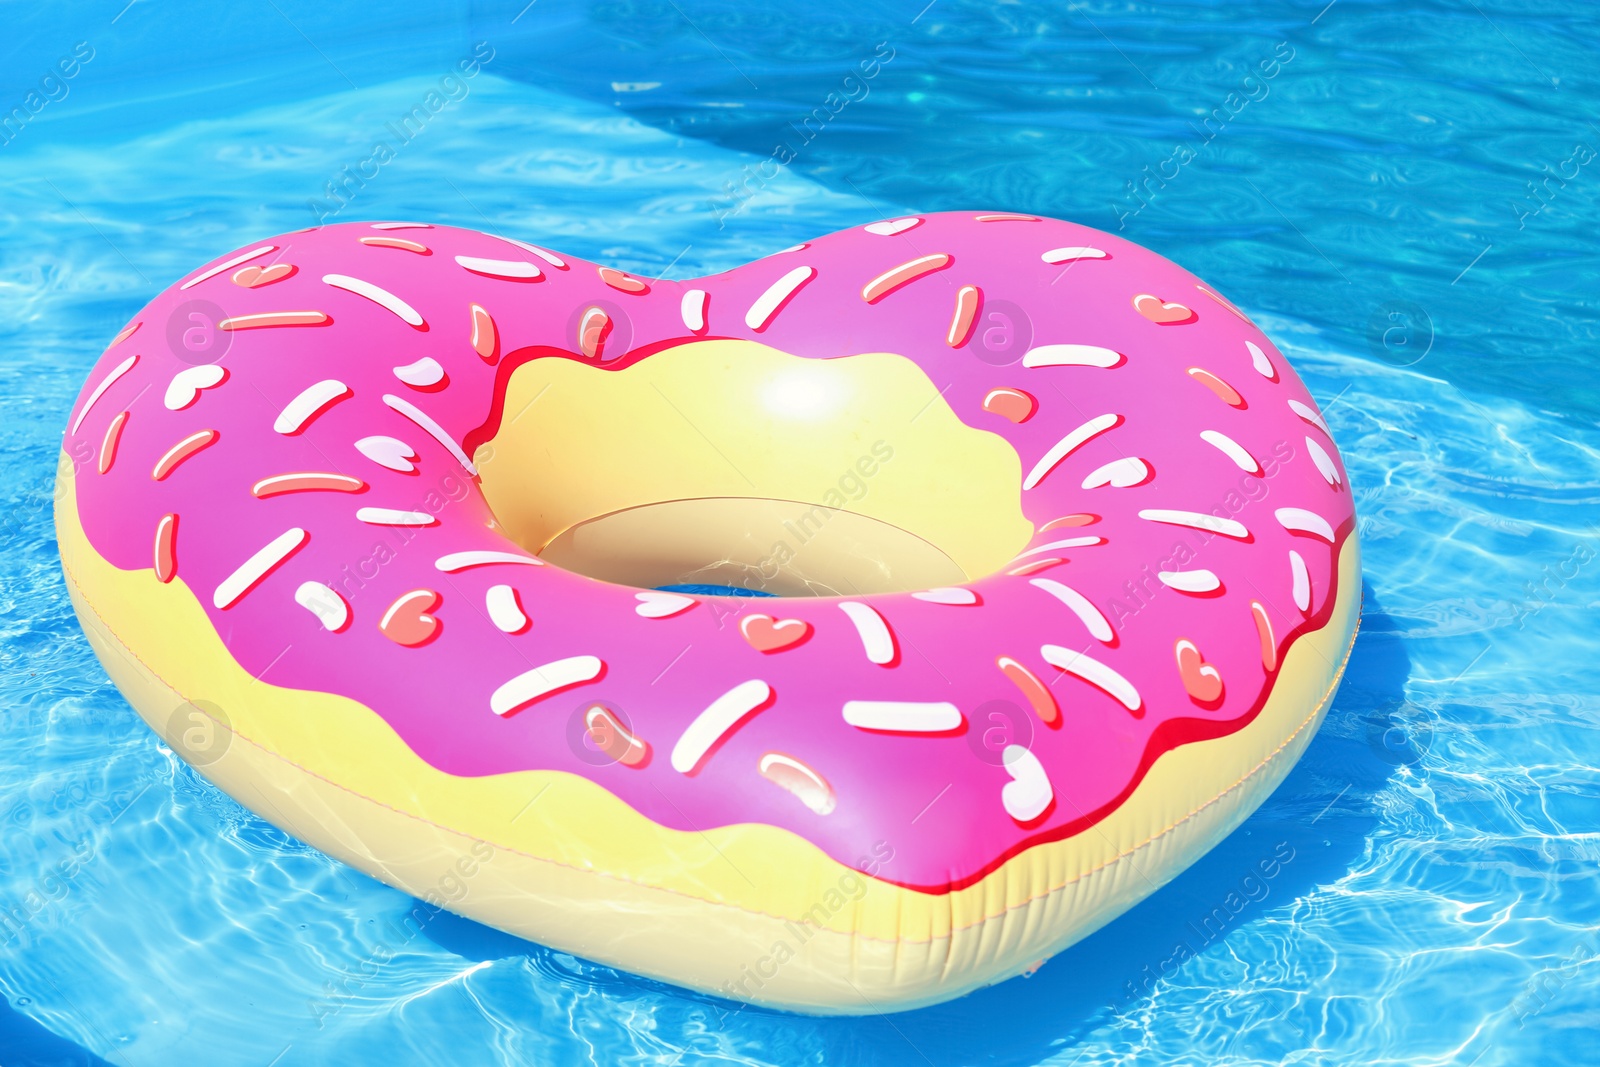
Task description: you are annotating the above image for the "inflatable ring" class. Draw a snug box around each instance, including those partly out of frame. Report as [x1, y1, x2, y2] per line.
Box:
[58, 213, 1358, 1014]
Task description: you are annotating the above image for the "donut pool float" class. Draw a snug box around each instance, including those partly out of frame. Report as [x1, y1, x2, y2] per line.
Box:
[57, 212, 1358, 1014]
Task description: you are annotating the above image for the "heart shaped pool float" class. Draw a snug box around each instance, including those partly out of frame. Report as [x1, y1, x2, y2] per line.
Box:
[57, 212, 1358, 1013]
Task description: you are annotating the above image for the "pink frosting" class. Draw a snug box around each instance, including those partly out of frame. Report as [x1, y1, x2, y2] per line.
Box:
[64, 214, 1355, 892]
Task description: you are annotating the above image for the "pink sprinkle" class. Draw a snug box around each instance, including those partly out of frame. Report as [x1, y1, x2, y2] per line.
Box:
[471, 303, 498, 362]
[947, 285, 981, 347]
[578, 307, 611, 358]
[219, 311, 330, 330]
[153, 514, 178, 583]
[360, 236, 431, 254]
[861, 253, 952, 304]
[108, 321, 140, 349]
[151, 429, 220, 481]
[98, 411, 128, 475]
[598, 266, 649, 294]
[252, 473, 366, 497]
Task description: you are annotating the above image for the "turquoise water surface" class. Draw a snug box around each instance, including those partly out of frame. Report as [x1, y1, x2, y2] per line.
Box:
[3, 2, 1598, 1064]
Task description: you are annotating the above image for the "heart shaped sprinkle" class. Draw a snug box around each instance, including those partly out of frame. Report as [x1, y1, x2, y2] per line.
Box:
[393, 357, 446, 388]
[1000, 744, 1053, 822]
[232, 263, 295, 288]
[635, 592, 696, 619]
[163, 364, 227, 411]
[740, 613, 812, 653]
[1175, 638, 1224, 703]
[354, 435, 418, 473]
[380, 589, 441, 647]
[864, 217, 922, 236]
[1132, 293, 1196, 325]
[1080, 456, 1151, 489]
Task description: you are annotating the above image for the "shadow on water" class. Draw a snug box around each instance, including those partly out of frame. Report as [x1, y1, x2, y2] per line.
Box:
[0, 996, 113, 1067]
[407, 579, 1415, 1063]
[819, 579, 1415, 1064]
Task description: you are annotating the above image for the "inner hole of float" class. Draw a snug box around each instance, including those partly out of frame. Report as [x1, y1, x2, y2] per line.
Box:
[536, 496, 968, 598]
[472, 341, 1035, 598]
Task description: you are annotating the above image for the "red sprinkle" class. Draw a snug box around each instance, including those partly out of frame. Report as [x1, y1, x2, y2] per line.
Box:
[153, 514, 178, 582]
[1188, 367, 1245, 408]
[98, 411, 129, 474]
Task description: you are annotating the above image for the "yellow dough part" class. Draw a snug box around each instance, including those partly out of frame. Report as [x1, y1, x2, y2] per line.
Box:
[56, 457, 1359, 1014]
[476, 340, 1036, 594]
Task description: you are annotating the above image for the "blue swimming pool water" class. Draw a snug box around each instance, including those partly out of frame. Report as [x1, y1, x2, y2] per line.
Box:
[3, 2, 1597, 1063]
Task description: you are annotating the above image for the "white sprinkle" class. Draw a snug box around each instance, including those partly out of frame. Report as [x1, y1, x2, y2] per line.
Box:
[382, 394, 476, 475]
[1306, 436, 1342, 486]
[486, 584, 528, 634]
[1013, 536, 1105, 561]
[911, 587, 977, 606]
[671, 680, 772, 773]
[745, 266, 815, 330]
[1158, 569, 1222, 594]
[1001, 745, 1053, 822]
[1290, 550, 1311, 612]
[1022, 344, 1122, 369]
[1041, 246, 1108, 264]
[1247, 340, 1277, 379]
[1288, 398, 1330, 435]
[294, 581, 348, 631]
[1081, 456, 1149, 489]
[161, 364, 224, 411]
[435, 550, 545, 572]
[490, 656, 604, 716]
[355, 435, 418, 473]
[1030, 578, 1113, 642]
[1200, 429, 1260, 473]
[843, 701, 962, 733]
[214, 528, 308, 609]
[1138, 509, 1250, 540]
[864, 217, 922, 236]
[454, 255, 543, 280]
[681, 288, 708, 332]
[356, 507, 436, 527]
[1023, 413, 1120, 490]
[839, 602, 895, 665]
[370, 222, 434, 230]
[1276, 507, 1336, 542]
[1040, 644, 1142, 712]
[322, 273, 424, 326]
[70, 354, 139, 434]
[861, 253, 950, 302]
[497, 237, 567, 268]
[635, 591, 695, 618]
[393, 357, 445, 388]
[274, 379, 351, 434]
[180, 245, 275, 290]
[758, 753, 834, 815]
